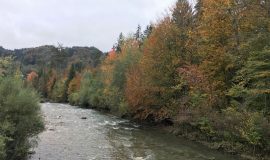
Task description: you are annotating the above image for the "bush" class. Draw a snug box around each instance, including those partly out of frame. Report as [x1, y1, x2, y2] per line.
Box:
[78, 73, 94, 107]
[68, 92, 80, 105]
[50, 79, 66, 102]
[0, 77, 44, 160]
[78, 72, 106, 108]
[118, 100, 129, 116]
[0, 136, 6, 160]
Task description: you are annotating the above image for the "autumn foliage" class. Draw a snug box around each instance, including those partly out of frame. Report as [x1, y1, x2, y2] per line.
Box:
[15, 0, 270, 158]
[27, 71, 38, 82]
[87, 0, 269, 157]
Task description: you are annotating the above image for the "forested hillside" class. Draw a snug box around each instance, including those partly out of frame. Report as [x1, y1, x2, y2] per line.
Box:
[0, 45, 103, 101]
[0, 45, 103, 71]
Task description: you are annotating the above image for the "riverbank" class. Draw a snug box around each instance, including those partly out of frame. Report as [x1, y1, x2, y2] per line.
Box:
[163, 125, 264, 160]
[42, 99, 267, 160]
[30, 103, 239, 160]
[76, 104, 270, 160]
[128, 121, 265, 160]
[139, 120, 269, 160]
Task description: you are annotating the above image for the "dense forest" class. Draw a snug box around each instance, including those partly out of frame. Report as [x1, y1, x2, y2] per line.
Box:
[0, 0, 270, 159]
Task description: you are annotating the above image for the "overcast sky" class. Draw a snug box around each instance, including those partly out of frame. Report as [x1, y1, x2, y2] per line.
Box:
[0, 0, 195, 52]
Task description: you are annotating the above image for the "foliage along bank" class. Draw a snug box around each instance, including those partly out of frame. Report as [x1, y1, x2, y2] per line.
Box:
[67, 0, 270, 158]
[7, 0, 270, 159]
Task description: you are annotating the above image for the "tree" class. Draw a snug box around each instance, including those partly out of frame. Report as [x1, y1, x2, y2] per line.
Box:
[134, 25, 143, 48]
[127, 18, 184, 121]
[172, 0, 193, 29]
[0, 77, 44, 160]
[125, 66, 147, 116]
[134, 25, 142, 41]
[116, 33, 124, 53]
[229, 49, 270, 113]
[26, 71, 39, 88]
[63, 63, 79, 102]
[172, 0, 195, 63]
[51, 78, 66, 102]
[0, 57, 13, 77]
[46, 68, 57, 99]
[78, 72, 105, 108]
[99, 37, 142, 114]
[194, 0, 203, 22]
[68, 73, 82, 96]
[143, 24, 154, 39]
[195, 0, 239, 108]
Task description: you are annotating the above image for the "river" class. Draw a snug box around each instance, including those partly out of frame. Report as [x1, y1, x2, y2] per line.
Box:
[29, 103, 238, 160]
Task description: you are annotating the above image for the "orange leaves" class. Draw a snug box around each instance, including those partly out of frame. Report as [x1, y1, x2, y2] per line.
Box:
[178, 65, 206, 90]
[125, 66, 145, 110]
[124, 18, 186, 121]
[107, 48, 117, 60]
[26, 71, 39, 88]
[26, 71, 38, 82]
[142, 18, 181, 79]
[68, 73, 82, 95]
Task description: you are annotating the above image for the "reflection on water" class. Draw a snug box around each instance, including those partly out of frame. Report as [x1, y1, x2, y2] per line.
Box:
[29, 103, 238, 160]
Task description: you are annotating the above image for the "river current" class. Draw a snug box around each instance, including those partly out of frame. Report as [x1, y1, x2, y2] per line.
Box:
[29, 103, 238, 160]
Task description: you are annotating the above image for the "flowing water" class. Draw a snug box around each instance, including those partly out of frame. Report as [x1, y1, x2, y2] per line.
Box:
[29, 103, 238, 160]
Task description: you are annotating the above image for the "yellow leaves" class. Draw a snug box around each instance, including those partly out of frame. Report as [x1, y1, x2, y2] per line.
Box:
[199, 0, 234, 42]
[101, 54, 115, 86]
[125, 66, 145, 109]
[120, 38, 140, 53]
[142, 18, 181, 71]
[14, 68, 22, 80]
[125, 15, 192, 120]
[0, 57, 13, 76]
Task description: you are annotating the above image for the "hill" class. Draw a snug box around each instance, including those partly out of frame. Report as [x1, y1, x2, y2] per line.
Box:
[0, 45, 103, 74]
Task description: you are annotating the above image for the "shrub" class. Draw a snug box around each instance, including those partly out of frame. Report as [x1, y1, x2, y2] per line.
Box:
[0, 136, 6, 160]
[50, 79, 66, 102]
[0, 77, 44, 160]
[68, 92, 80, 105]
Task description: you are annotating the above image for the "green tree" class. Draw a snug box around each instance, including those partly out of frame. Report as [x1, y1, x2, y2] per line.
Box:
[172, 0, 193, 29]
[0, 77, 44, 160]
[229, 49, 270, 113]
[78, 72, 105, 108]
[116, 32, 124, 53]
[134, 25, 143, 48]
[0, 57, 13, 77]
[143, 24, 153, 39]
[51, 79, 66, 102]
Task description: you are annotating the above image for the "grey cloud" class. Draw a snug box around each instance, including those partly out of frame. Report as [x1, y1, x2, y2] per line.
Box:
[0, 0, 178, 51]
